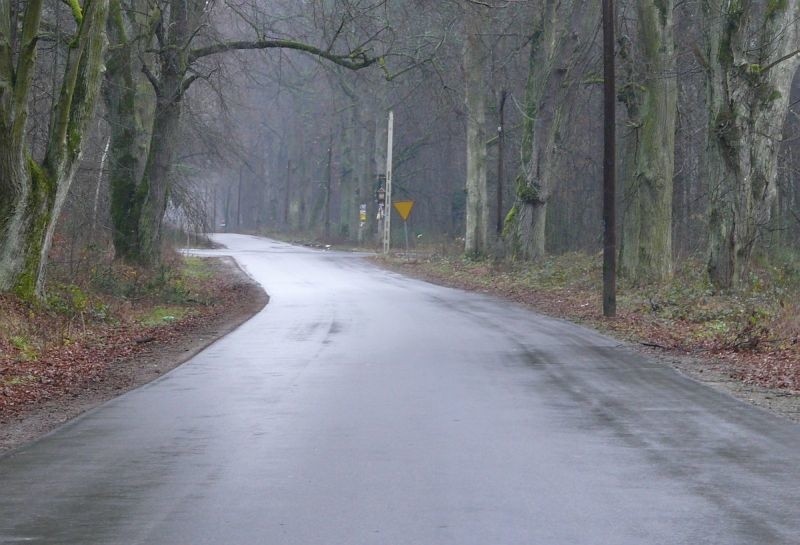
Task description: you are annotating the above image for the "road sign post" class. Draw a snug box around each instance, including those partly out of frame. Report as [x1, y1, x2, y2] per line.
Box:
[393, 200, 414, 254]
[358, 203, 367, 243]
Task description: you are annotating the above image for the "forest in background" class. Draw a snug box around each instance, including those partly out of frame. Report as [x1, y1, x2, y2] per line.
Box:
[1, 0, 800, 298]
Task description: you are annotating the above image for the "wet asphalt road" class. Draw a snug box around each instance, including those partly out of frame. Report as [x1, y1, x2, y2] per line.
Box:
[1, 234, 799, 544]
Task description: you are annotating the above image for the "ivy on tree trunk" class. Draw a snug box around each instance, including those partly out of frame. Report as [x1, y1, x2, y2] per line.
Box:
[505, 0, 597, 261]
[703, 0, 800, 289]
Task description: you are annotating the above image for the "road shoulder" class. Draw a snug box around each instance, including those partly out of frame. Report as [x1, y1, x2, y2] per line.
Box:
[374, 255, 800, 424]
[0, 257, 268, 454]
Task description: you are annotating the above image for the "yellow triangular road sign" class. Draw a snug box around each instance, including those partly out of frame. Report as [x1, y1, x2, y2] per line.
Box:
[393, 200, 414, 221]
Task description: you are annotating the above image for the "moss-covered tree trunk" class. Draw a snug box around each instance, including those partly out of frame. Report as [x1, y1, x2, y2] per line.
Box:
[618, 0, 677, 283]
[0, 0, 108, 298]
[463, 4, 489, 256]
[506, 0, 596, 261]
[507, 4, 551, 261]
[104, 0, 191, 264]
[704, 0, 800, 289]
[104, 0, 147, 261]
[0, 0, 44, 295]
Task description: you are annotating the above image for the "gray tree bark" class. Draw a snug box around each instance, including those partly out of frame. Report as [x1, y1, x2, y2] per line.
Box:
[463, 3, 489, 256]
[0, 0, 108, 297]
[506, 0, 596, 261]
[336, 75, 362, 241]
[618, 0, 677, 283]
[703, 0, 800, 289]
[104, 0, 147, 260]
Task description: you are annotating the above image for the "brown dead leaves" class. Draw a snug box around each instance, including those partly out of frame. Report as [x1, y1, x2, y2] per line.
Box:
[0, 260, 252, 417]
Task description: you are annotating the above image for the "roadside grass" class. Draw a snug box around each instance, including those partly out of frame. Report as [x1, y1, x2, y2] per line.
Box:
[182, 256, 214, 280]
[136, 306, 189, 327]
[9, 336, 39, 362]
[0, 374, 36, 387]
[0, 249, 241, 413]
[377, 250, 800, 392]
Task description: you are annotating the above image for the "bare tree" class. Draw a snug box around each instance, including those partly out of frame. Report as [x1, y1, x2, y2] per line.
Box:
[105, 0, 384, 264]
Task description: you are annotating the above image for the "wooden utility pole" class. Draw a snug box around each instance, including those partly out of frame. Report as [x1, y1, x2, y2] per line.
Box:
[602, 0, 617, 317]
[496, 90, 507, 235]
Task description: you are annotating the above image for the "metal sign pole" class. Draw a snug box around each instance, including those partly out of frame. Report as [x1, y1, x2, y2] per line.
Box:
[383, 111, 394, 254]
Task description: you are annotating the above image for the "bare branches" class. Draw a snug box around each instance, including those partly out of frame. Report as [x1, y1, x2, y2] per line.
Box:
[188, 38, 378, 70]
[761, 48, 800, 74]
[462, 0, 523, 8]
[141, 62, 161, 94]
[180, 65, 220, 94]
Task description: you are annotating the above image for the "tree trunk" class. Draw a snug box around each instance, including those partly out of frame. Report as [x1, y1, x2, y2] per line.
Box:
[337, 74, 366, 240]
[0, 0, 45, 295]
[514, 201, 547, 260]
[102, 0, 194, 263]
[0, 156, 49, 296]
[105, 0, 150, 259]
[506, 0, 596, 261]
[0, 0, 108, 297]
[463, 4, 489, 256]
[104, 0, 147, 260]
[618, 0, 677, 283]
[704, 0, 800, 289]
[138, 91, 183, 263]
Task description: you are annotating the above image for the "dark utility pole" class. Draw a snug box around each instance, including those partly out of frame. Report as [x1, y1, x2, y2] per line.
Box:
[602, 0, 617, 317]
[496, 90, 507, 235]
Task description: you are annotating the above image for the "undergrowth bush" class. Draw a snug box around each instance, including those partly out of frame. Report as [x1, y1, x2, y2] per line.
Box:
[87, 253, 195, 304]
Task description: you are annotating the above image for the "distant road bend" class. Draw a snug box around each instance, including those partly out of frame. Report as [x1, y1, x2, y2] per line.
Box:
[1, 234, 799, 544]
